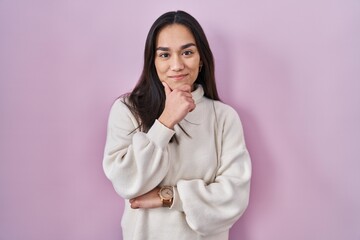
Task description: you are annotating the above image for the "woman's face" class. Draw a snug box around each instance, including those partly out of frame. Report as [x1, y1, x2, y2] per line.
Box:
[154, 24, 201, 91]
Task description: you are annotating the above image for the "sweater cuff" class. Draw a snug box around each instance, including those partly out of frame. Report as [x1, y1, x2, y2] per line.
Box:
[147, 120, 175, 148]
[170, 186, 183, 212]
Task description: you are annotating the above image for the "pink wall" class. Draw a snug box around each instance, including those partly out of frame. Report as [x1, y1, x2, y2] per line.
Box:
[1, 0, 359, 239]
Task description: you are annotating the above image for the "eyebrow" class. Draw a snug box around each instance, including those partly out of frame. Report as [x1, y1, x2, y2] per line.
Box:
[156, 43, 196, 51]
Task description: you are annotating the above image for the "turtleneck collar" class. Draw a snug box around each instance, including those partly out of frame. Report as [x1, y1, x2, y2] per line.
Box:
[191, 84, 204, 104]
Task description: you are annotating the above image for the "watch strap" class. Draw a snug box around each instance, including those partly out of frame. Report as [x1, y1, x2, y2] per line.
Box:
[162, 198, 173, 208]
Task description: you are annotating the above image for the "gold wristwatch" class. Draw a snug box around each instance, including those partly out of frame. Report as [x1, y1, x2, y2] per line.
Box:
[158, 186, 173, 208]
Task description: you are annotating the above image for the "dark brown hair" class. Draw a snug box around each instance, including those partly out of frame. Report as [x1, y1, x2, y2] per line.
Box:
[124, 10, 220, 133]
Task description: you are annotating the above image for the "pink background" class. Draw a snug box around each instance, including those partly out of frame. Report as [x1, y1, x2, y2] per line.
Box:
[1, 0, 359, 239]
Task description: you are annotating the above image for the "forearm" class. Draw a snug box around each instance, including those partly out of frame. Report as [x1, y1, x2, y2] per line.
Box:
[103, 101, 175, 199]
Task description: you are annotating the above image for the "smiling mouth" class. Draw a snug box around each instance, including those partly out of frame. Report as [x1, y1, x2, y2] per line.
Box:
[169, 74, 188, 80]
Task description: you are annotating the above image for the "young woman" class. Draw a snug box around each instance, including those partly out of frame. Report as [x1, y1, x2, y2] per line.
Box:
[103, 10, 252, 240]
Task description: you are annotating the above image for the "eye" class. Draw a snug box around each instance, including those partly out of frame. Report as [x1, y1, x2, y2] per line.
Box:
[182, 50, 193, 56]
[159, 52, 170, 58]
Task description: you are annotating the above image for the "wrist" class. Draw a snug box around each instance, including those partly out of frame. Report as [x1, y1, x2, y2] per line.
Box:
[158, 114, 176, 129]
[158, 186, 174, 208]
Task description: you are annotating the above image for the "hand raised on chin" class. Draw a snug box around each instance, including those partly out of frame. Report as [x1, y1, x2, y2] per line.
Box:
[158, 82, 196, 129]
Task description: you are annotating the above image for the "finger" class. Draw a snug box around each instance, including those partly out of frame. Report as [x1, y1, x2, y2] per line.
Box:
[130, 204, 139, 209]
[130, 199, 140, 209]
[162, 82, 172, 96]
[176, 84, 192, 93]
[189, 103, 196, 112]
[187, 98, 196, 112]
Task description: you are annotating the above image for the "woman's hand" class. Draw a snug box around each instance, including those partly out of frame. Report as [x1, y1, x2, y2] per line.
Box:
[129, 187, 162, 209]
[158, 82, 195, 129]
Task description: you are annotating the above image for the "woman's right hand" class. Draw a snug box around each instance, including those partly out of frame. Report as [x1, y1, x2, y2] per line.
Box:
[158, 82, 195, 129]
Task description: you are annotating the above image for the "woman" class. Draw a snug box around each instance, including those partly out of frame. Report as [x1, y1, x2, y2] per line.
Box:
[103, 10, 251, 240]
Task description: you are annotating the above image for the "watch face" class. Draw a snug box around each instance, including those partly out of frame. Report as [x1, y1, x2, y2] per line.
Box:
[160, 187, 173, 199]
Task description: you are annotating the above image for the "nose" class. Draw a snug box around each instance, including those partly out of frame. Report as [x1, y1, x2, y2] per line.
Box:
[170, 55, 184, 71]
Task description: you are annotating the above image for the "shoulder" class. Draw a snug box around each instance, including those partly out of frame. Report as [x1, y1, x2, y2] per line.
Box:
[209, 100, 244, 132]
[108, 96, 134, 120]
[107, 96, 140, 129]
[212, 100, 240, 120]
[110, 96, 131, 111]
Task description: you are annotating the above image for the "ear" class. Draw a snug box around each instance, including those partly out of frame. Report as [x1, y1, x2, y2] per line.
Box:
[199, 61, 203, 72]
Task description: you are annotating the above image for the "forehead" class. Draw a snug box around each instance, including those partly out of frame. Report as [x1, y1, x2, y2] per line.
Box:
[156, 24, 196, 47]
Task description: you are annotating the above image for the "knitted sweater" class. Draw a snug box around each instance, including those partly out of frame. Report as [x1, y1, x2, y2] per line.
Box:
[103, 85, 252, 240]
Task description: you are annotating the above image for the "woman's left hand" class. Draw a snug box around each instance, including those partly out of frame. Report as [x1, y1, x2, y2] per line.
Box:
[129, 187, 162, 209]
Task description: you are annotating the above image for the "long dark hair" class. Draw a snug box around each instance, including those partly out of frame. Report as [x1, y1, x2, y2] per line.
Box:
[124, 10, 220, 133]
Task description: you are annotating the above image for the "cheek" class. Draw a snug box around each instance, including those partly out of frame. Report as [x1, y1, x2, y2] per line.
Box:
[189, 56, 200, 70]
[189, 60, 200, 74]
[155, 61, 167, 76]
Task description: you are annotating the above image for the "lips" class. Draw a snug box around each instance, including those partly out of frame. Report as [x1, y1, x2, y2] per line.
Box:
[169, 74, 188, 80]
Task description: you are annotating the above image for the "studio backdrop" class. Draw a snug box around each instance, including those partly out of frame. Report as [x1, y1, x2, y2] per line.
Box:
[0, 0, 359, 239]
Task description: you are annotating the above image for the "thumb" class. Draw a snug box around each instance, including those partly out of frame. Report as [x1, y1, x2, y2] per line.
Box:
[162, 82, 172, 96]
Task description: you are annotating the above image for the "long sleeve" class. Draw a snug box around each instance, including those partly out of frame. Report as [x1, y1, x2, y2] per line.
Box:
[172, 104, 252, 236]
[102, 99, 175, 199]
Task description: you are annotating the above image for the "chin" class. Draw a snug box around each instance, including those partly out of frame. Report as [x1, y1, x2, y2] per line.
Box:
[173, 82, 194, 90]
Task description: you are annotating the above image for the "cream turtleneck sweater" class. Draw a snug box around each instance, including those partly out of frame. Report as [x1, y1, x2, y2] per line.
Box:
[103, 85, 251, 240]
